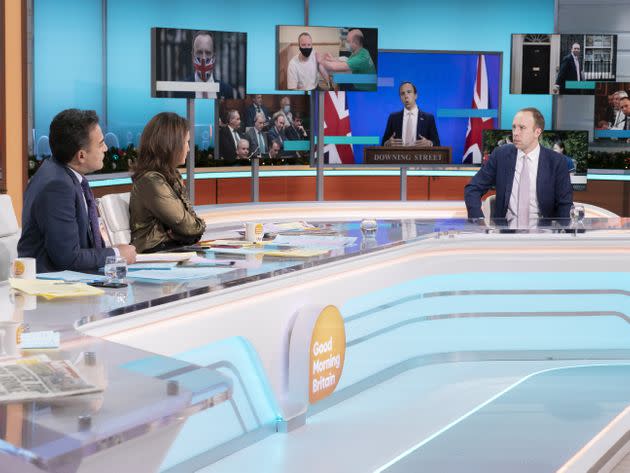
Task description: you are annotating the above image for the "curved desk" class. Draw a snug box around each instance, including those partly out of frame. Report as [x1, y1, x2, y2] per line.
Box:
[2, 204, 630, 472]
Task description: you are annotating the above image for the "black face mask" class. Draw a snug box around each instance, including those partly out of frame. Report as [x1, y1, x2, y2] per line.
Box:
[300, 47, 313, 58]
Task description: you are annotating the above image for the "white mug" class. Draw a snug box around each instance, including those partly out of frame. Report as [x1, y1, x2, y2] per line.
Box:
[245, 222, 264, 242]
[0, 322, 20, 358]
[10, 257, 36, 279]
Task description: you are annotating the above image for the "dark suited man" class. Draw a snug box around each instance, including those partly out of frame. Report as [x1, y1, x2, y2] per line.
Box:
[267, 140, 282, 159]
[267, 112, 287, 147]
[219, 109, 243, 163]
[382, 82, 440, 147]
[18, 109, 136, 272]
[464, 107, 573, 225]
[553, 43, 582, 95]
[245, 113, 268, 156]
[245, 94, 271, 128]
[285, 113, 308, 141]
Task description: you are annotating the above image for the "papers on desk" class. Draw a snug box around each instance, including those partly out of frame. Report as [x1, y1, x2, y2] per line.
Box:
[37, 271, 106, 283]
[10, 278, 104, 299]
[263, 221, 316, 233]
[262, 248, 331, 258]
[126, 267, 234, 281]
[0, 355, 101, 403]
[136, 252, 196, 263]
[272, 235, 357, 248]
[128, 262, 179, 270]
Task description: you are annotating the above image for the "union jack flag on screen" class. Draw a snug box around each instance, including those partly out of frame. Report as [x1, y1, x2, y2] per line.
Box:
[463, 55, 494, 164]
[324, 91, 355, 164]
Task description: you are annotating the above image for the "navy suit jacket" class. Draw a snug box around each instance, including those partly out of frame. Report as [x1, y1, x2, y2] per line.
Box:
[381, 109, 440, 146]
[555, 53, 580, 94]
[219, 126, 242, 163]
[464, 144, 573, 220]
[267, 126, 287, 146]
[18, 158, 114, 273]
[245, 104, 271, 127]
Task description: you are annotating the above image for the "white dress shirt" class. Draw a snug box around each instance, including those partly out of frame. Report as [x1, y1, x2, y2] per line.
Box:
[507, 144, 540, 224]
[612, 110, 626, 129]
[573, 55, 580, 81]
[401, 106, 418, 146]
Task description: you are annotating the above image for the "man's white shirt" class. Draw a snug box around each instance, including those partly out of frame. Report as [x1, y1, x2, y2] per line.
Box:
[287, 53, 318, 90]
[507, 144, 540, 224]
[402, 106, 419, 146]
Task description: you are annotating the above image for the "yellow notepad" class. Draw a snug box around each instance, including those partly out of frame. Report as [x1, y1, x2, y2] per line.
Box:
[9, 278, 104, 300]
[262, 248, 330, 258]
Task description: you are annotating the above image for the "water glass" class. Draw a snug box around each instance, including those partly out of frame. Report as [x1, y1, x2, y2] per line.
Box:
[104, 256, 127, 283]
[570, 204, 585, 224]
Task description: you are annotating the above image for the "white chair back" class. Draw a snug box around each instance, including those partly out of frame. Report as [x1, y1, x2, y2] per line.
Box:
[0, 195, 19, 280]
[481, 194, 496, 221]
[98, 192, 131, 246]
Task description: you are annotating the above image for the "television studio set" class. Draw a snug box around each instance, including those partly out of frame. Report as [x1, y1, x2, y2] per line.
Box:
[2, 1, 630, 472]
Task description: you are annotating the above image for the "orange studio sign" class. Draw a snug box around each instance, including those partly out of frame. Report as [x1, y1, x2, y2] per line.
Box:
[309, 305, 345, 403]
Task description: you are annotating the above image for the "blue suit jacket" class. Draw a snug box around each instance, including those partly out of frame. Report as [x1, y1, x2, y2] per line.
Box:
[464, 144, 573, 220]
[381, 109, 440, 146]
[245, 104, 271, 128]
[18, 158, 114, 272]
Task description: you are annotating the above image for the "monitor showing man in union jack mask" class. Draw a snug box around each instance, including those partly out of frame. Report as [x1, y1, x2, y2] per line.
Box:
[152, 28, 246, 99]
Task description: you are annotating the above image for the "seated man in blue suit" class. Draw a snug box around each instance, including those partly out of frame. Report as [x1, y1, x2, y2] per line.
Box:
[381, 81, 440, 147]
[18, 109, 136, 273]
[464, 107, 573, 226]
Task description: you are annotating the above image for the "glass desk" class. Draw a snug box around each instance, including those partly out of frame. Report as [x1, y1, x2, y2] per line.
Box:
[2, 217, 630, 472]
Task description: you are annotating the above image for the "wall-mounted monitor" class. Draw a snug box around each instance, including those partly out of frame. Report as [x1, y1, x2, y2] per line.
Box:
[510, 33, 617, 95]
[151, 27, 247, 99]
[216, 93, 311, 165]
[593, 82, 630, 143]
[482, 129, 589, 175]
[276, 25, 378, 92]
[318, 50, 501, 165]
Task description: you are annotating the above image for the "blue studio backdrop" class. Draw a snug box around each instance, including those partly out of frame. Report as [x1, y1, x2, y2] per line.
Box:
[33, 0, 554, 161]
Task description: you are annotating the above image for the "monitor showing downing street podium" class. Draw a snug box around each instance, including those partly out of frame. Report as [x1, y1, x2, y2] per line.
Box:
[319, 50, 502, 165]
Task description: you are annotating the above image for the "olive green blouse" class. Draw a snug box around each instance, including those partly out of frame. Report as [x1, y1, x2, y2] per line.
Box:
[129, 171, 205, 253]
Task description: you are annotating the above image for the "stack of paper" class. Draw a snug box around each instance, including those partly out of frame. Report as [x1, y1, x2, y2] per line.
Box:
[0, 355, 102, 402]
[126, 267, 235, 281]
[10, 278, 104, 299]
[37, 271, 106, 283]
[261, 248, 331, 258]
[136, 252, 196, 263]
[272, 235, 357, 248]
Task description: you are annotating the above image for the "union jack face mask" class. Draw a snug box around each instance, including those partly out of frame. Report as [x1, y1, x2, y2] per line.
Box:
[194, 55, 215, 82]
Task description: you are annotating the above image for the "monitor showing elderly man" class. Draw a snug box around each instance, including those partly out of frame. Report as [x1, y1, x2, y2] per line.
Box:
[151, 27, 246, 99]
[277, 25, 378, 91]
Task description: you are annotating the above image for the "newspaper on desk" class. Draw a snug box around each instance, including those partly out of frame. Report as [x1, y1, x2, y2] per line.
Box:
[0, 355, 101, 403]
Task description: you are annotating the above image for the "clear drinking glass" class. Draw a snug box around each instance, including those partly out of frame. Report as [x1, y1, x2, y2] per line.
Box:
[570, 204, 586, 225]
[104, 256, 127, 283]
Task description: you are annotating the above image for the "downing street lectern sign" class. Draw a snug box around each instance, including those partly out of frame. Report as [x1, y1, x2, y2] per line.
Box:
[363, 146, 452, 165]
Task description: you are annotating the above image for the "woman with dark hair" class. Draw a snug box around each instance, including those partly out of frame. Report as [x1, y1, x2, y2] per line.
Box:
[129, 112, 205, 253]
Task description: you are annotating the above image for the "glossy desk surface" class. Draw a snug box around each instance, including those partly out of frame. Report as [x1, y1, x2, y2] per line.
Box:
[2, 216, 630, 472]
